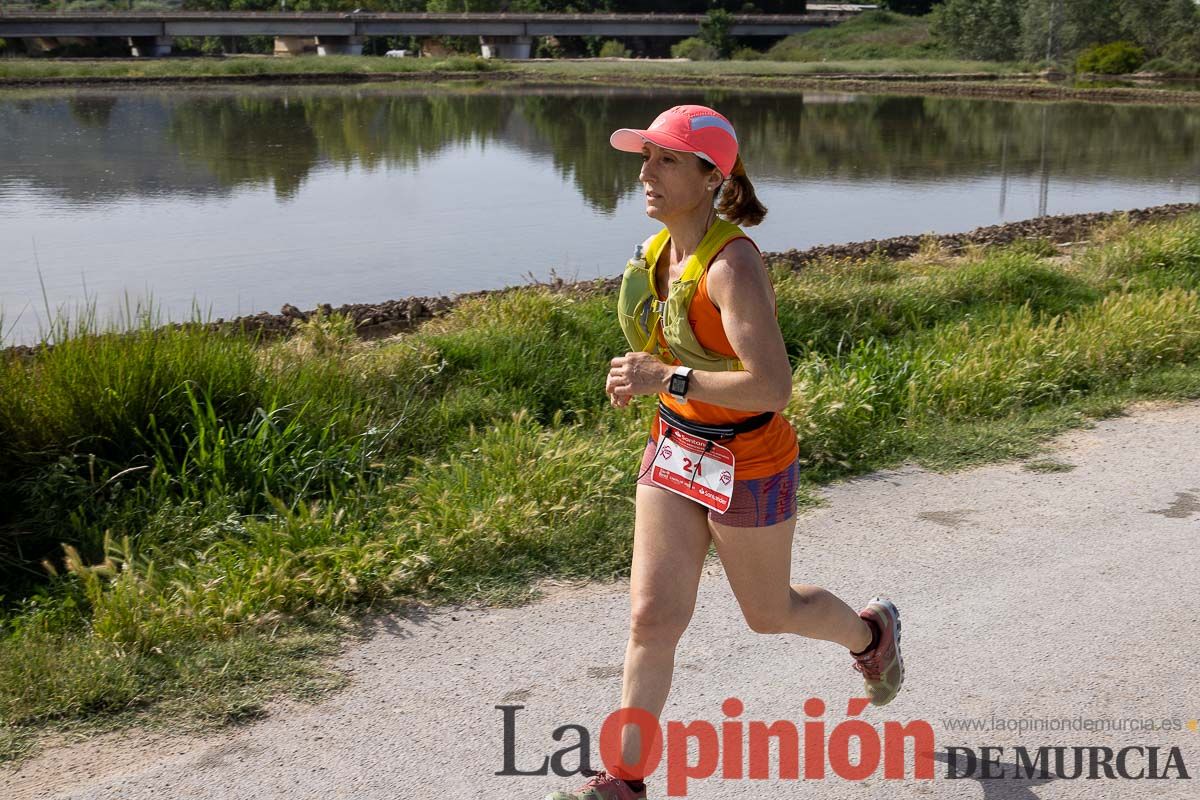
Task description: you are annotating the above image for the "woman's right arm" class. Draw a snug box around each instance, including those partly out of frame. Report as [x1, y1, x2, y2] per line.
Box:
[608, 234, 659, 409]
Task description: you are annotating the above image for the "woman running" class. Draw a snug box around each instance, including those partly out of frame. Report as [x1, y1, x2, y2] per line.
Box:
[546, 105, 903, 800]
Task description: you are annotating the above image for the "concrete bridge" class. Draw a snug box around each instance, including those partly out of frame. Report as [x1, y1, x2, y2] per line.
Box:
[0, 8, 865, 58]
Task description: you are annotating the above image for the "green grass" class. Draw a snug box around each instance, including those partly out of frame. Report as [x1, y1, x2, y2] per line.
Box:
[0, 54, 497, 81]
[0, 52, 1022, 87]
[513, 57, 1022, 79]
[5, 212, 1200, 763]
[1023, 457, 1076, 472]
[766, 9, 951, 62]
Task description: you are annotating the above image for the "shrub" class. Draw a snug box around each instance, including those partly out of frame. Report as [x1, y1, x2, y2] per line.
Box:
[597, 39, 631, 59]
[1138, 56, 1178, 74]
[731, 46, 765, 61]
[671, 37, 719, 61]
[535, 36, 566, 58]
[1074, 41, 1146, 75]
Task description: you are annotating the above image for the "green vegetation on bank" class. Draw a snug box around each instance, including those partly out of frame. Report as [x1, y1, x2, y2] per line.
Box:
[0, 54, 496, 81]
[766, 10, 949, 62]
[932, 0, 1200, 75]
[512, 57, 1020, 78]
[5, 213, 1200, 762]
[0, 55, 1025, 84]
[1075, 41, 1147, 76]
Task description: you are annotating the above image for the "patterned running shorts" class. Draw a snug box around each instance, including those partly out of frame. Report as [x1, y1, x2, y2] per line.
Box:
[636, 437, 799, 528]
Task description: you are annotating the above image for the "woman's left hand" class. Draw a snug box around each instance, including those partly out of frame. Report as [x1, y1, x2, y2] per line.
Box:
[606, 351, 670, 401]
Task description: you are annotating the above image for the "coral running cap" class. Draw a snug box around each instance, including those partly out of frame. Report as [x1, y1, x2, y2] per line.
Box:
[609, 104, 738, 178]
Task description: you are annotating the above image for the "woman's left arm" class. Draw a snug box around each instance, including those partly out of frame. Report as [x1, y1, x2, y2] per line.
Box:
[606, 239, 793, 413]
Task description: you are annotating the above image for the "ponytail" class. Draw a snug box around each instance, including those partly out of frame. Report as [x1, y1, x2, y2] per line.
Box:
[716, 155, 767, 227]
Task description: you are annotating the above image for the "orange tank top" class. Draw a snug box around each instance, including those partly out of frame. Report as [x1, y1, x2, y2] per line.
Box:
[652, 236, 799, 480]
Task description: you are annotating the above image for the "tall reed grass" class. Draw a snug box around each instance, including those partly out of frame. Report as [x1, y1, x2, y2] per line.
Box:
[3, 212, 1200, 760]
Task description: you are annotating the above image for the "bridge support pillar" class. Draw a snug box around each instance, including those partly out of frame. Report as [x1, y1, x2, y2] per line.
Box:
[315, 35, 364, 56]
[274, 36, 318, 56]
[479, 35, 532, 59]
[128, 35, 173, 57]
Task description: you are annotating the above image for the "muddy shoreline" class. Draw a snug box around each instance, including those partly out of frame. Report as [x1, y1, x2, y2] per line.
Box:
[537, 71, 1200, 106]
[754, 76, 1200, 105]
[5, 202, 1197, 360]
[0, 69, 523, 89]
[3, 68, 1200, 106]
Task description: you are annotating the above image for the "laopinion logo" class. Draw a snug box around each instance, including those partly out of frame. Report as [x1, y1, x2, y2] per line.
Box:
[495, 698, 1192, 796]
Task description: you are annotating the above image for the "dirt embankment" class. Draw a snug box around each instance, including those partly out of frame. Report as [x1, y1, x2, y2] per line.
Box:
[6, 67, 1200, 106]
[605, 71, 1200, 106]
[764, 202, 1200, 266]
[765, 76, 1200, 105]
[4, 201, 1198, 360]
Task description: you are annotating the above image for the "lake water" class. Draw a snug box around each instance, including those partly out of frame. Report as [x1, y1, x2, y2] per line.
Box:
[2, 83, 1198, 344]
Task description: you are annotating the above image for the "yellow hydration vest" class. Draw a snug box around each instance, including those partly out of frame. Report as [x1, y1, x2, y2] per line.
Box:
[617, 217, 747, 371]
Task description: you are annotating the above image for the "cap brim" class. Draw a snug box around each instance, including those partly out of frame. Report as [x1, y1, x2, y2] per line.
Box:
[609, 127, 700, 158]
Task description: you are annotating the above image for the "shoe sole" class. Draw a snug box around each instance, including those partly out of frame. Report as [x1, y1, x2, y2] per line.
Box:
[545, 791, 645, 800]
[867, 595, 904, 701]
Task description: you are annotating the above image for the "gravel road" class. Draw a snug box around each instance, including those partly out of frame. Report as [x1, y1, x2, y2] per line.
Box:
[5, 399, 1199, 800]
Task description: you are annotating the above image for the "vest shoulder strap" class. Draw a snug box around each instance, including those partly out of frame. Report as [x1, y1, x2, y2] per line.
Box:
[681, 218, 747, 284]
[644, 228, 672, 279]
[646, 220, 747, 286]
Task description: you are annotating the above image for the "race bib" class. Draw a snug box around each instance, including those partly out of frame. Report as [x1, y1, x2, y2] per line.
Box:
[648, 417, 736, 514]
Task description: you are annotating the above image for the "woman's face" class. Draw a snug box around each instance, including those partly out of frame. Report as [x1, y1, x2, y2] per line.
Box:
[639, 141, 719, 223]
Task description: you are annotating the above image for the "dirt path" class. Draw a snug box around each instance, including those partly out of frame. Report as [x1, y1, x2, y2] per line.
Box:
[4, 399, 1200, 799]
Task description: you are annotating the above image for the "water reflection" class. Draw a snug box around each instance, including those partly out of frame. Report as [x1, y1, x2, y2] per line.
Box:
[1, 84, 1198, 344]
[68, 96, 118, 129]
[3, 86, 1198, 210]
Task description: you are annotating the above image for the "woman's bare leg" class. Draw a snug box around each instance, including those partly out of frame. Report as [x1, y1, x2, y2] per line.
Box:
[708, 515, 873, 652]
[618, 483, 713, 776]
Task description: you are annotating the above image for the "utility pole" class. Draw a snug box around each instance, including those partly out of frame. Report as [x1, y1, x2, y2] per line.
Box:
[1045, 0, 1059, 65]
[1037, 105, 1050, 218]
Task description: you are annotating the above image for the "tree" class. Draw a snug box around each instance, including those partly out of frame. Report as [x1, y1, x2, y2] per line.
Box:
[930, 0, 1025, 61]
[699, 8, 735, 58]
[1018, 0, 1120, 63]
[1015, 0, 1200, 63]
[1119, 0, 1200, 57]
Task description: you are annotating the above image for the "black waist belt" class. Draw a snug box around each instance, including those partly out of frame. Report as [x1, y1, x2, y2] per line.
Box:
[656, 400, 775, 443]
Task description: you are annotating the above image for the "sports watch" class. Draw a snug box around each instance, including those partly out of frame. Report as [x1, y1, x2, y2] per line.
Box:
[668, 366, 693, 403]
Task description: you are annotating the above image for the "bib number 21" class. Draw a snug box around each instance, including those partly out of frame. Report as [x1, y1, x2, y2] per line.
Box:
[648, 419, 735, 514]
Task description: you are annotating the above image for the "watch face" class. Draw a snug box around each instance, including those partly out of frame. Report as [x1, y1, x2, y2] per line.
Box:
[670, 374, 686, 395]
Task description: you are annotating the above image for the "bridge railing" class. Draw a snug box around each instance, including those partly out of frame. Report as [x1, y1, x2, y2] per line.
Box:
[0, 0, 186, 12]
[1, 7, 869, 19]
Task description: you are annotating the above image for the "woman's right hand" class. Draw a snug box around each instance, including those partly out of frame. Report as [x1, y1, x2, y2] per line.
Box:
[605, 370, 632, 409]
